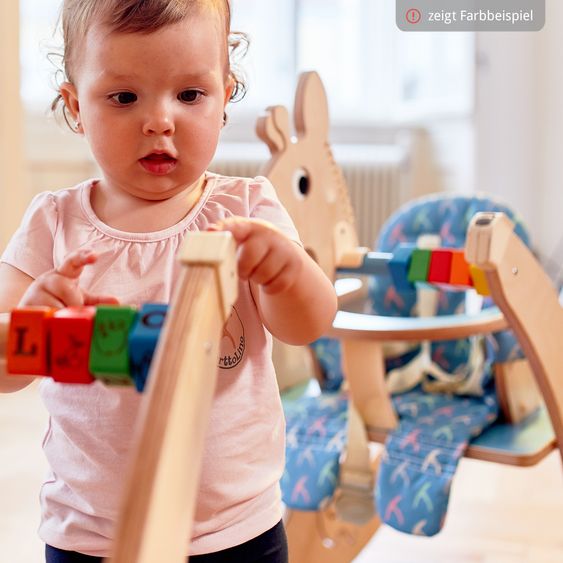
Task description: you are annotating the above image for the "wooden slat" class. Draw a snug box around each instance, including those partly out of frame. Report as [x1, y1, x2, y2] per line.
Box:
[466, 212, 563, 466]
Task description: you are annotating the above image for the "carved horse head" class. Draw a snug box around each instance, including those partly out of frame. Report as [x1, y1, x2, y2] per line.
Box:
[256, 71, 359, 281]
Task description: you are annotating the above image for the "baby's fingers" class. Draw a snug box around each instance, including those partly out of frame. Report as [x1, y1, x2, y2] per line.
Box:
[56, 249, 97, 279]
[83, 292, 120, 306]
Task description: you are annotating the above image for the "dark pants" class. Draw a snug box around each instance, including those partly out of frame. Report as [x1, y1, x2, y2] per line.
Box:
[45, 520, 288, 563]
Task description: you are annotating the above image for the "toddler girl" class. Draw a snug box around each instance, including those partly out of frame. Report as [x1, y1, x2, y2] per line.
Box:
[0, 1, 337, 561]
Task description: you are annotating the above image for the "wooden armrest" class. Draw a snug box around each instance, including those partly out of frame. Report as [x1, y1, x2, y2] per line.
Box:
[330, 289, 507, 431]
[335, 277, 368, 308]
[329, 306, 507, 341]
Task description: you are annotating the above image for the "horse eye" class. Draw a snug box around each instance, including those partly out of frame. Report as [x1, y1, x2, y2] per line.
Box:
[292, 168, 310, 199]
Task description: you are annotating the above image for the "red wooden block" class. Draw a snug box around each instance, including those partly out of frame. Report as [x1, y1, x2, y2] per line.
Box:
[427, 249, 453, 284]
[449, 250, 473, 286]
[7, 307, 55, 375]
[49, 307, 96, 384]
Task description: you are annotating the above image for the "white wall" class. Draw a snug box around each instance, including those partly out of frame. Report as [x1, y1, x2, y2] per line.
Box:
[475, 29, 543, 242]
[475, 0, 563, 260]
[537, 0, 563, 259]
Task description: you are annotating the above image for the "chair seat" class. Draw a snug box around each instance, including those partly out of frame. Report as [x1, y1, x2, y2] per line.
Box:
[281, 379, 556, 520]
[367, 406, 555, 467]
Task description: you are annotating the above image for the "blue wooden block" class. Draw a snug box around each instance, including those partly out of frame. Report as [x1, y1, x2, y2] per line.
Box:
[388, 243, 416, 292]
[128, 304, 168, 392]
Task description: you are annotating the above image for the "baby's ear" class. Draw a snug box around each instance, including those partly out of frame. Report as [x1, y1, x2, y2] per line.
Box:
[59, 82, 83, 132]
[60, 82, 80, 119]
[224, 75, 235, 106]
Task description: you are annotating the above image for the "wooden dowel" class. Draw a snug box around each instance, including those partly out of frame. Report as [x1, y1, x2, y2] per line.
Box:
[108, 232, 237, 562]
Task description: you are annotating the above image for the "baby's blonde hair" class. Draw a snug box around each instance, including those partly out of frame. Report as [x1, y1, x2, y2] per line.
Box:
[52, 0, 247, 129]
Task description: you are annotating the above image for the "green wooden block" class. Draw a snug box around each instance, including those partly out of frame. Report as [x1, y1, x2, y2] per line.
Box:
[89, 305, 138, 385]
[407, 249, 431, 282]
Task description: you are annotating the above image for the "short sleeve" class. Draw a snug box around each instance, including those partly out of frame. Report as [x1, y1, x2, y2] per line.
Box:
[1, 191, 57, 279]
[248, 176, 301, 244]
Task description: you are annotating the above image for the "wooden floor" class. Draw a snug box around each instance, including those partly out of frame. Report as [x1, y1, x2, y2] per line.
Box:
[1, 383, 563, 563]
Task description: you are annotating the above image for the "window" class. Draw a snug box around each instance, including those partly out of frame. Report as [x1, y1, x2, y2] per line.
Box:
[20, 0, 61, 111]
[229, 0, 474, 129]
[20, 0, 474, 133]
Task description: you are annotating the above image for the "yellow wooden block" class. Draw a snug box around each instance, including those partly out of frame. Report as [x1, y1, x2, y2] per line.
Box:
[469, 264, 490, 296]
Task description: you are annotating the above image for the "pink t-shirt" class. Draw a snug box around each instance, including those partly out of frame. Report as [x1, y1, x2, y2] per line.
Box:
[1, 173, 299, 557]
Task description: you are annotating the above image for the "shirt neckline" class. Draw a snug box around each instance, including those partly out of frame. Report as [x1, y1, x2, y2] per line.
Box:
[79, 173, 217, 242]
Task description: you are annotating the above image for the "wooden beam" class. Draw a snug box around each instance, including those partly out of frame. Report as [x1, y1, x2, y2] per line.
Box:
[108, 232, 238, 562]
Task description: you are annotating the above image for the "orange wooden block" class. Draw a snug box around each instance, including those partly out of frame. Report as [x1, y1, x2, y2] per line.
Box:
[7, 307, 55, 375]
[469, 264, 491, 296]
[49, 307, 96, 384]
[449, 250, 472, 286]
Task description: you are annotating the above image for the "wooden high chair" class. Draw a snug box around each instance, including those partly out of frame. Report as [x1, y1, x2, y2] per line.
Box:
[257, 71, 562, 562]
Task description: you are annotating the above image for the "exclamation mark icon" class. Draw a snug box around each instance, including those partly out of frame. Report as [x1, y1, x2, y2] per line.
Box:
[406, 8, 421, 24]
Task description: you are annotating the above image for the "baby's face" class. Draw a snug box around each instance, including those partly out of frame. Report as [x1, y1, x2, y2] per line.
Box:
[61, 10, 232, 201]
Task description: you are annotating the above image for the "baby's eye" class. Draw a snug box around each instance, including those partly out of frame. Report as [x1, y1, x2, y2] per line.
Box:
[178, 90, 202, 103]
[109, 92, 137, 105]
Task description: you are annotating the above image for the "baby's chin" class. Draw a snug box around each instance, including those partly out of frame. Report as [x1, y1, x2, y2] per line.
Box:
[129, 180, 205, 203]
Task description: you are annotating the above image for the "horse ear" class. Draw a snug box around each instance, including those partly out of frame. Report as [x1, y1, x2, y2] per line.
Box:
[294, 71, 329, 142]
[256, 105, 292, 155]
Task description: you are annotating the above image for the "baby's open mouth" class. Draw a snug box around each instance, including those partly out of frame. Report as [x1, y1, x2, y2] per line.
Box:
[139, 152, 178, 175]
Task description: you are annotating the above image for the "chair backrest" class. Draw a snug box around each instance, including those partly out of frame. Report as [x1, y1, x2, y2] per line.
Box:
[372, 193, 529, 312]
[369, 193, 530, 394]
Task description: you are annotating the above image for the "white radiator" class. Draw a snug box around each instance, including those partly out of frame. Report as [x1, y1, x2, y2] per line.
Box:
[211, 142, 411, 248]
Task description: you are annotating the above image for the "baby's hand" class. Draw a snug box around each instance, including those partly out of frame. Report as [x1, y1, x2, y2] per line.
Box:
[211, 218, 303, 295]
[19, 249, 119, 308]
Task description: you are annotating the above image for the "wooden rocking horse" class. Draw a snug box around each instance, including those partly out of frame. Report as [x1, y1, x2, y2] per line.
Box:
[257, 71, 562, 562]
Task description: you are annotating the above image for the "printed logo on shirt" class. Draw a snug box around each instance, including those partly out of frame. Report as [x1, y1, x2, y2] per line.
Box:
[218, 306, 245, 369]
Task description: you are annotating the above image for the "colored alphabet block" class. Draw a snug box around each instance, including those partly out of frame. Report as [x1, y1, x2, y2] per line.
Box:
[407, 249, 432, 283]
[449, 250, 472, 286]
[128, 304, 168, 392]
[7, 307, 55, 375]
[388, 243, 415, 292]
[469, 265, 491, 296]
[89, 306, 138, 386]
[49, 307, 96, 384]
[428, 249, 453, 284]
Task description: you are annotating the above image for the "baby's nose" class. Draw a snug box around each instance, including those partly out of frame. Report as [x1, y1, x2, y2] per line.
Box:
[142, 109, 175, 136]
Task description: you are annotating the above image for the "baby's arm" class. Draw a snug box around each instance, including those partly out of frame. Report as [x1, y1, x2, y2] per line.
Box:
[0, 250, 118, 393]
[217, 218, 337, 345]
